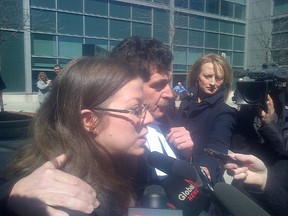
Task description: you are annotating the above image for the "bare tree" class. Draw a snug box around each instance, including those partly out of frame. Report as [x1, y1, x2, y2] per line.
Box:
[0, 0, 27, 44]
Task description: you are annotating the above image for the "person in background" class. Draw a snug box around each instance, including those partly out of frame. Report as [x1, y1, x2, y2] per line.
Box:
[53, 64, 62, 75]
[173, 81, 188, 100]
[176, 53, 237, 183]
[0, 57, 153, 216]
[0, 73, 6, 112]
[36, 72, 51, 105]
[224, 151, 288, 215]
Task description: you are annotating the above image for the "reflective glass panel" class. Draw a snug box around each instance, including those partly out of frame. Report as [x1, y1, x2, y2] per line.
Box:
[175, 13, 188, 28]
[110, 2, 130, 19]
[175, 28, 188, 45]
[232, 52, 244, 67]
[59, 36, 83, 58]
[220, 20, 233, 33]
[153, 9, 169, 43]
[189, 30, 204, 47]
[58, 13, 83, 35]
[85, 0, 108, 15]
[31, 9, 56, 33]
[58, 0, 82, 12]
[174, 47, 187, 64]
[205, 32, 219, 48]
[220, 34, 232, 49]
[221, 1, 234, 17]
[190, 0, 204, 11]
[188, 48, 203, 63]
[175, 0, 188, 9]
[85, 17, 108, 37]
[274, 0, 288, 16]
[85, 38, 108, 50]
[206, 0, 220, 14]
[132, 5, 151, 22]
[110, 20, 130, 39]
[132, 23, 151, 37]
[189, 16, 204, 29]
[234, 23, 245, 35]
[234, 4, 246, 19]
[206, 18, 219, 32]
[30, 0, 55, 8]
[233, 36, 244, 51]
[31, 34, 56, 56]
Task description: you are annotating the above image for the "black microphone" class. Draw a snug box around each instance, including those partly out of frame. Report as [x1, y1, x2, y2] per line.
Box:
[141, 185, 168, 209]
[213, 182, 270, 216]
[147, 151, 198, 181]
[147, 152, 211, 216]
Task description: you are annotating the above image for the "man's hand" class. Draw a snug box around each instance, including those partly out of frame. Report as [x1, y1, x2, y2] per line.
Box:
[166, 127, 194, 159]
[8, 154, 99, 216]
[260, 95, 275, 124]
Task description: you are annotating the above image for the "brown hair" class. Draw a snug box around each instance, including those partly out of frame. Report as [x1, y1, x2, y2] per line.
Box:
[8, 57, 140, 214]
[187, 53, 233, 101]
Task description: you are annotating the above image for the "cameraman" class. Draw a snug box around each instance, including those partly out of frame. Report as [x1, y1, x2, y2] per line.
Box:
[231, 94, 285, 164]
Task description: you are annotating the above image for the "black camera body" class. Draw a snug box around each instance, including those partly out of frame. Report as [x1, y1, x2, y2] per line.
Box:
[233, 66, 288, 107]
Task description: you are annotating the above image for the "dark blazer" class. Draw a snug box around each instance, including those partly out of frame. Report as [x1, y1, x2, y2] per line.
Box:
[176, 89, 237, 183]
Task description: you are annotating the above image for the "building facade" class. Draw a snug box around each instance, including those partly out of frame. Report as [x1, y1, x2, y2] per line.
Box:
[1, 0, 246, 98]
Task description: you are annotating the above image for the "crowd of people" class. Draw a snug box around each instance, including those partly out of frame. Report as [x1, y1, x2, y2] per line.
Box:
[0, 35, 287, 216]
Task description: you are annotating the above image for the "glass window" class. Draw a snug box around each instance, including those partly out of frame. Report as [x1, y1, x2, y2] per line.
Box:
[189, 16, 204, 29]
[190, 0, 204, 11]
[110, 2, 130, 19]
[175, 0, 188, 9]
[206, 18, 219, 32]
[174, 29, 188, 45]
[0, 0, 23, 29]
[110, 20, 130, 39]
[234, 4, 246, 19]
[59, 36, 83, 58]
[85, 17, 108, 37]
[175, 13, 188, 28]
[220, 20, 233, 33]
[85, 0, 108, 16]
[30, 0, 55, 8]
[132, 5, 151, 22]
[58, 13, 83, 35]
[206, 0, 220, 14]
[189, 30, 204, 47]
[273, 17, 288, 33]
[188, 48, 203, 63]
[85, 38, 108, 50]
[58, 0, 82, 12]
[234, 23, 245, 35]
[0, 32, 25, 92]
[221, 1, 234, 17]
[153, 9, 169, 44]
[132, 23, 151, 37]
[232, 52, 244, 67]
[274, 0, 288, 16]
[233, 36, 244, 51]
[154, 0, 170, 5]
[205, 32, 219, 48]
[109, 40, 121, 51]
[31, 57, 56, 69]
[220, 34, 232, 49]
[31, 9, 56, 33]
[174, 47, 187, 64]
[31, 34, 56, 56]
[220, 51, 232, 64]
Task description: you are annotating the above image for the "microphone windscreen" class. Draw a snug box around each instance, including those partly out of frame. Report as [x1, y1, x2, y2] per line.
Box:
[141, 185, 168, 209]
[213, 182, 270, 216]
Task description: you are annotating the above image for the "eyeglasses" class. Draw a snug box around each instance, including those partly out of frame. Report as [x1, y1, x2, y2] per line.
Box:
[94, 104, 149, 118]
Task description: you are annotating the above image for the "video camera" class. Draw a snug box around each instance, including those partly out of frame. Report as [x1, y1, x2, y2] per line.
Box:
[232, 64, 288, 107]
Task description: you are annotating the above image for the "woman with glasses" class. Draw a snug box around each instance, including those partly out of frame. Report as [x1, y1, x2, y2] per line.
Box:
[1, 57, 153, 216]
